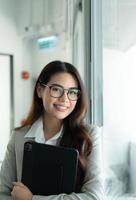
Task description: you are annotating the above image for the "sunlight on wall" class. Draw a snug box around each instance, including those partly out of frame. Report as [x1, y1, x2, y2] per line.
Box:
[103, 45, 136, 143]
[103, 44, 136, 197]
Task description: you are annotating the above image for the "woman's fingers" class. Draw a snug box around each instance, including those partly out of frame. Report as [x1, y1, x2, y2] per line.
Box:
[12, 182, 25, 187]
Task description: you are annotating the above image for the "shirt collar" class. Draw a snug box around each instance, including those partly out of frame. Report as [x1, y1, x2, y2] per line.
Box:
[24, 117, 63, 144]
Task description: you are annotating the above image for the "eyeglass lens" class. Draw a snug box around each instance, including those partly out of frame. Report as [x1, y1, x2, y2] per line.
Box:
[50, 85, 80, 100]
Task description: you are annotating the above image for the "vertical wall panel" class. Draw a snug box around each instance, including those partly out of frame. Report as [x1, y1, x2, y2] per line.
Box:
[0, 54, 10, 163]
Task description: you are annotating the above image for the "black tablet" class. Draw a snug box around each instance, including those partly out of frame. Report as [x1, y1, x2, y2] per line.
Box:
[21, 141, 79, 195]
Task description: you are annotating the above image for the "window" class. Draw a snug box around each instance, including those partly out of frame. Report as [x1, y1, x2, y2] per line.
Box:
[91, 0, 136, 197]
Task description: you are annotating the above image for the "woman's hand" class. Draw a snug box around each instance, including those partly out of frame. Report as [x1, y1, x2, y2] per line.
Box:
[11, 182, 33, 200]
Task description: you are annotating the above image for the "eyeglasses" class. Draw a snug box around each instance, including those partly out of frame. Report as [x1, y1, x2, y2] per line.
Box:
[40, 83, 80, 101]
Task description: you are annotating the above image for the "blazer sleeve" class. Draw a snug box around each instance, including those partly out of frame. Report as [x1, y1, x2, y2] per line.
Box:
[32, 126, 104, 200]
[0, 130, 17, 200]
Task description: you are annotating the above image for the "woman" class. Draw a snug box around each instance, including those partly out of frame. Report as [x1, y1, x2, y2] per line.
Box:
[0, 60, 103, 200]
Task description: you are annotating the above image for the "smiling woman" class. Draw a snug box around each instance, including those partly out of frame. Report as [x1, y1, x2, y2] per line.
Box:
[0, 60, 104, 200]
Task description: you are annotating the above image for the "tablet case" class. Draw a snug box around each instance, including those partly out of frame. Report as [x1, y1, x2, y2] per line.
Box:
[21, 141, 79, 195]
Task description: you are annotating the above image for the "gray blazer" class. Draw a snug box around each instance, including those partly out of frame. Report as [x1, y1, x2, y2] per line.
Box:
[0, 125, 104, 200]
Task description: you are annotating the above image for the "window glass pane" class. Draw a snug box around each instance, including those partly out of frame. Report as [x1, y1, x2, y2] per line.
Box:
[102, 0, 136, 197]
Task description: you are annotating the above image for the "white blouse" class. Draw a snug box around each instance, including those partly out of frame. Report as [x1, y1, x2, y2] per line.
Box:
[24, 117, 63, 145]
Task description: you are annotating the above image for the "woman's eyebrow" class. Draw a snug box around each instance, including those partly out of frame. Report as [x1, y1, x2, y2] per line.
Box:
[48, 83, 63, 87]
[48, 83, 78, 89]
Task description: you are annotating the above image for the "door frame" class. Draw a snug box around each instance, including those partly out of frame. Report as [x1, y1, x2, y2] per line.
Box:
[0, 53, 14, 131]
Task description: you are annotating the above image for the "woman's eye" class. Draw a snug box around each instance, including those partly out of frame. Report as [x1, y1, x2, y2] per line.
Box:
[52, 87, 61, 92]
[69, 90, 78, 95]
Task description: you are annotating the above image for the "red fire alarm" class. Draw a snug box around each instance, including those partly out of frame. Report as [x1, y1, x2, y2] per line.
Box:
[21, 71, 30, 80]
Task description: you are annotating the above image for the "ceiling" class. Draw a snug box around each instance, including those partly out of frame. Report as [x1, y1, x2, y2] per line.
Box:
[15, 0, 68, 38]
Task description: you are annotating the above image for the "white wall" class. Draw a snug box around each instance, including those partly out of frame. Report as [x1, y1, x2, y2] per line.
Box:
[0, 55, 11, 162]
[0, 0, 32, 127]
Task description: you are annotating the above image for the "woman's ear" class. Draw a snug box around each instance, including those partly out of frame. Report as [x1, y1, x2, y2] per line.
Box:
[37, 84, 43, 98]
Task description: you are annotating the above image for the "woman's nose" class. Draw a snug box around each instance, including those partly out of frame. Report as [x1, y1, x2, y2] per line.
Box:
[59, 91, 69, 102]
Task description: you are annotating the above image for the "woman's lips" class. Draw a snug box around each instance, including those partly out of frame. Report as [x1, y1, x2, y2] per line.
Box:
[54, 104, 68, 111]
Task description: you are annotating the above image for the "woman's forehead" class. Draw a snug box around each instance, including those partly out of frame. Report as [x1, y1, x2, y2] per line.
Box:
[48, 72, 78, 87]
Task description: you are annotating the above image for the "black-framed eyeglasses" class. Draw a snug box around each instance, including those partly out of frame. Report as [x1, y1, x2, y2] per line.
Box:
[40, 83, 81, 101]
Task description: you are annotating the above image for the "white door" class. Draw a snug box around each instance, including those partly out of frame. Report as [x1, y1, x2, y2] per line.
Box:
[0, 54, 11, 167]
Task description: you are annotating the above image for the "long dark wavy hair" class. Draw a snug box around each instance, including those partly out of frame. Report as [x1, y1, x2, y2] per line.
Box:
[21, 60, 92, 192]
